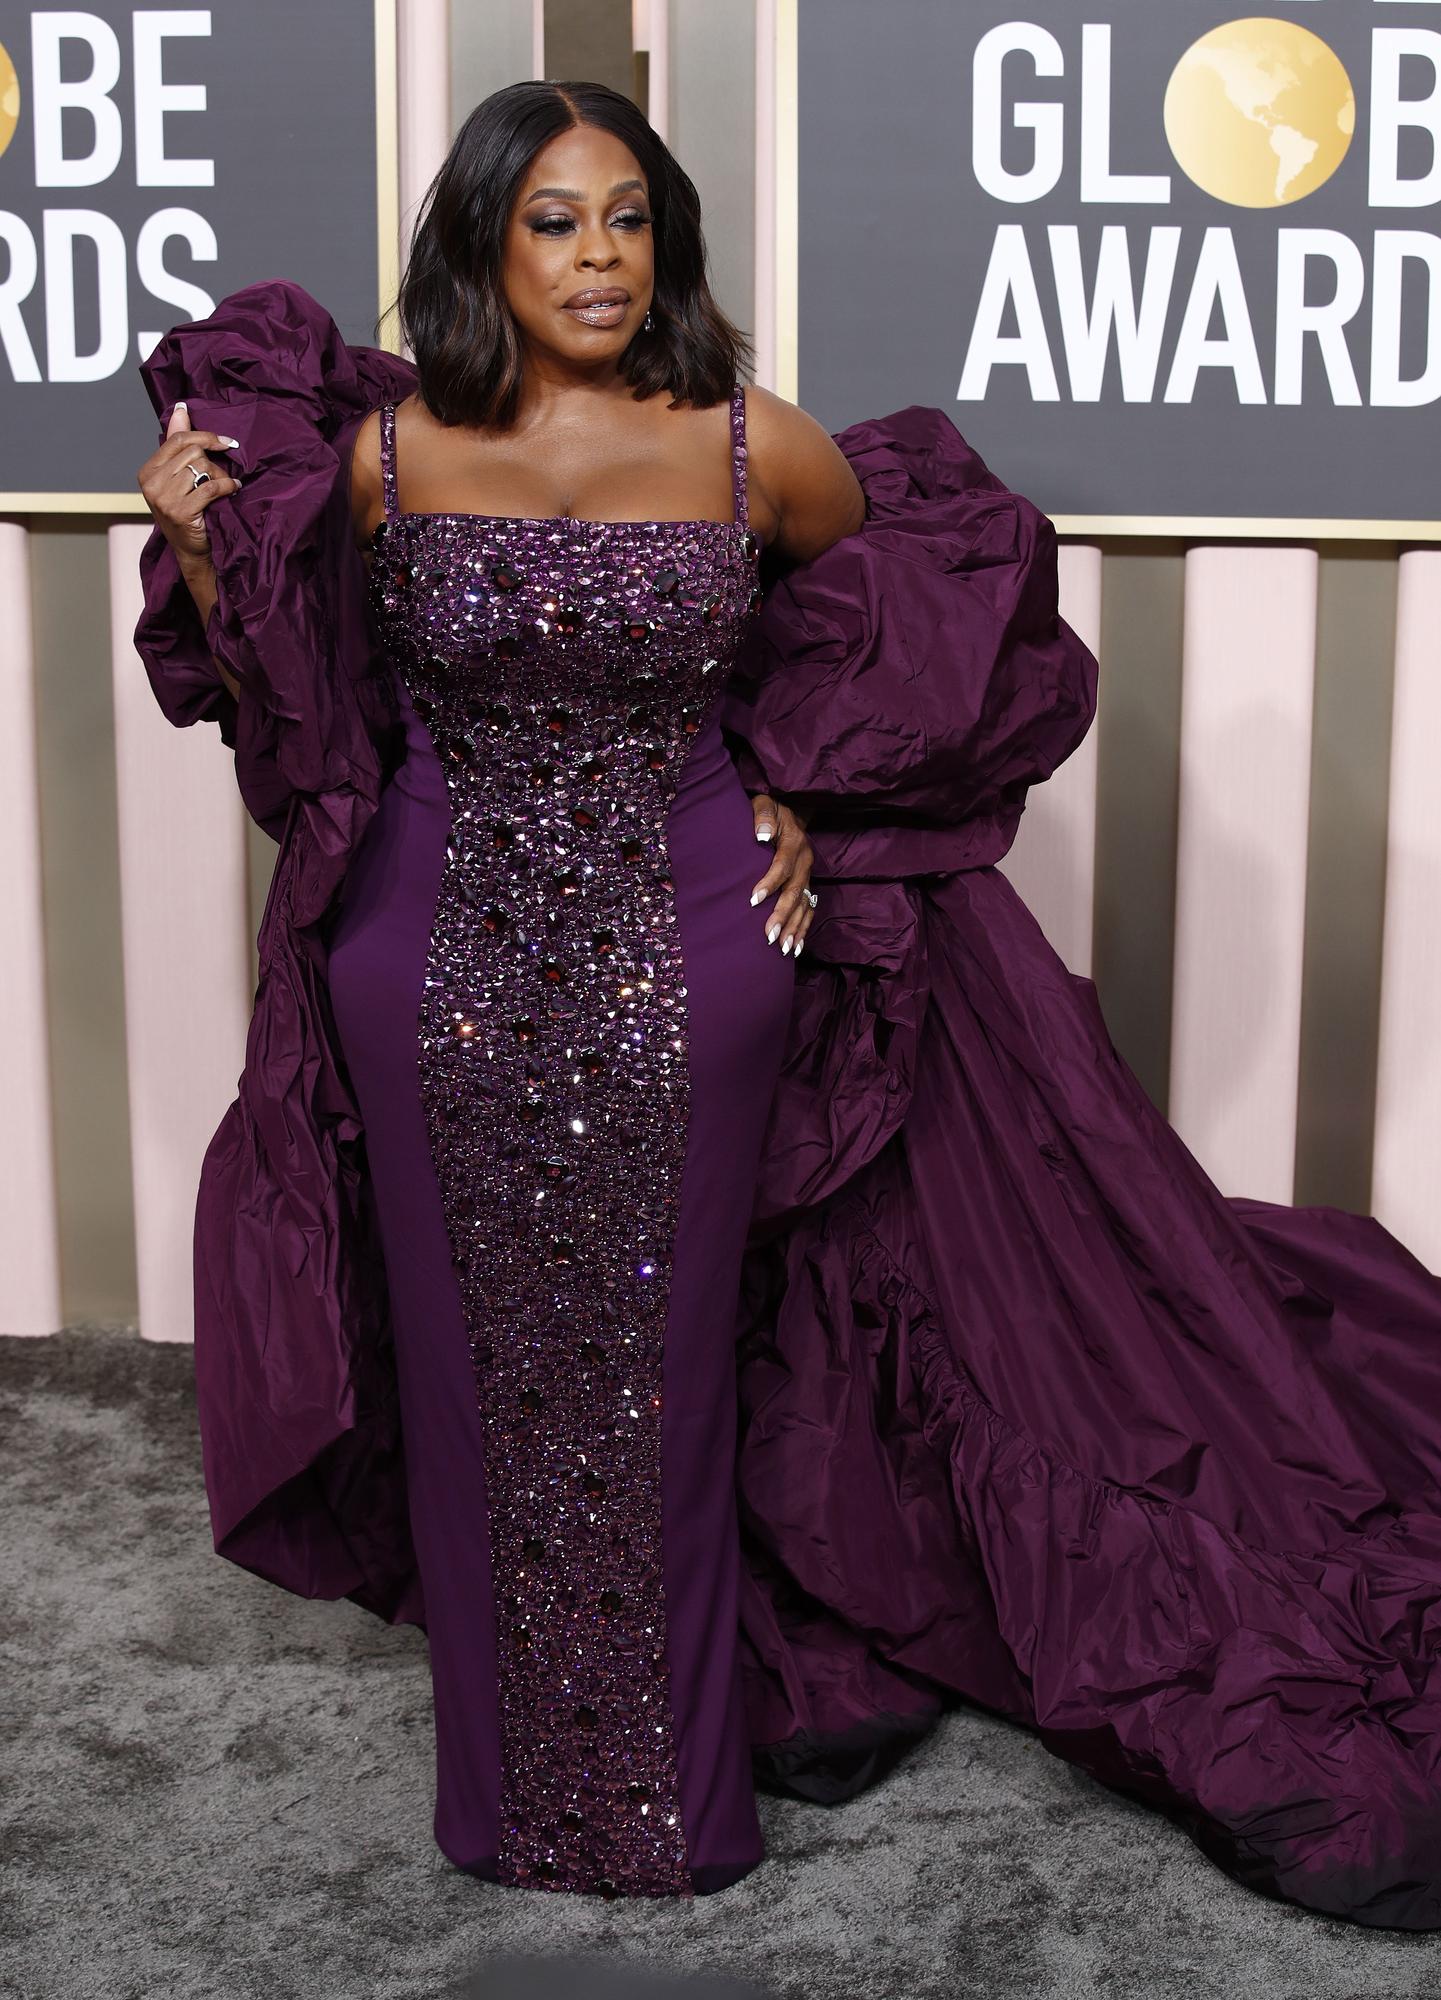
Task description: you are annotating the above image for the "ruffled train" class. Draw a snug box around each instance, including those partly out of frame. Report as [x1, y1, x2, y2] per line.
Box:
[734, 865, 1441, 1931]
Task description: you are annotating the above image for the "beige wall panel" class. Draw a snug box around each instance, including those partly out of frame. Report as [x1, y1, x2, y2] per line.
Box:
[752, 0, 781, 393]
[30, 522, 137, 1323]
[246, 821, 277, 983]
[636, 0, 669, 140]
[1294, 548, 1398, 1214]
[451, 0, 536, 129]
[108, 526, 252, 1344]
[669, 0, 757, 346]
[399, 0, 452, 258]
[1170, 546, 1319, 1201]
[1090, 541, 1186, 1112]
[999, 543, 1101, 978]
[1374, 550, 1441, 1270]
[0, 526, 63, 1336]
[544, 0, 633, 95]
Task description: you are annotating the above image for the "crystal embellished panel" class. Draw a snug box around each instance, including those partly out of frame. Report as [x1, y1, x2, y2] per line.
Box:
[365, 393, 761, 1897]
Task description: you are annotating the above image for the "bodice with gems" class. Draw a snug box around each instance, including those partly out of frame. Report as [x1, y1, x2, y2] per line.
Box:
[365, 387, 763, 782]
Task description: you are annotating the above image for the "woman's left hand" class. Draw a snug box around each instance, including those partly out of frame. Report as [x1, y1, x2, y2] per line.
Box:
[748, 792, 816, 958]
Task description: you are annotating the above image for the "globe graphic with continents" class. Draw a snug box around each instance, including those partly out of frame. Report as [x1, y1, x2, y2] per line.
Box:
[1164, 16, 1355, 207]
[0, 38, 18, 160]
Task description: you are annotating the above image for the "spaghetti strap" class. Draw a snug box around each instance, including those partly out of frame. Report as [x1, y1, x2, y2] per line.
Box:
[378, 400, 400, 522]
[728, 384, 749, 531]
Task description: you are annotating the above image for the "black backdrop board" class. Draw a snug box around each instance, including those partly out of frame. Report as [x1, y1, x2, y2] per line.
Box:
[795, 0, 1441, 533]
[0, 0, 391, 506]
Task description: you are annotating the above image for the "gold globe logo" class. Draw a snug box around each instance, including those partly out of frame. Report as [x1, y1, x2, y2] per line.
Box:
[0, 40, 19, 161]
[1164, 17, 1355, 208]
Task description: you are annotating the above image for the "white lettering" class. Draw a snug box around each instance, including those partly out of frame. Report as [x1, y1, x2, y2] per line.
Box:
[1371, 230, 1441, 404]
[1274, 230, 1364, 405]
[134, 11, 213, 188]
[1048, 224, 1180, 400]
[1079, 24, 1171, 204]
[0, 216, 43, 381]
[43, 208, 128, 381]
[32, 12, 122, 187]
[1164, 228, 1267, 404]
[135, 208, 216, 358]
[1369, 29, 1441, 207]
[972, 23, 1064, 204]
[957, 224, 1059, 399]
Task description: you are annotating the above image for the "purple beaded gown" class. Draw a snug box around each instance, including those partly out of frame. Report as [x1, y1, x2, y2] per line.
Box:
[134, 280, 1441, 1933]
[324, 391, 790, 1894]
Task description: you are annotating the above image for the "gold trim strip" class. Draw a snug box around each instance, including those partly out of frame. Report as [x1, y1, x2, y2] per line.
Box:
[1051, 516, 1440, 542]
[6, 497, 1437, 541]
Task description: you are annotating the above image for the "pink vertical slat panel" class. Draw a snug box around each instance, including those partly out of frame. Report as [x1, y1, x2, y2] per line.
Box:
[1373, 549, 1441, 1270]
[635, 0, 670, 141]
[1169, 545, 1319, 1200]
[108, 525, 252, 1344]
[999, 542, 1101, 976]
[399, 0, 451, 253]
[752, 0, 778, 392]
[0, 524, 63, 1336]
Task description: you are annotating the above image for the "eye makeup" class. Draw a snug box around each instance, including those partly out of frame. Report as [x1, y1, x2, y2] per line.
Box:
[529, 207, 651, 236]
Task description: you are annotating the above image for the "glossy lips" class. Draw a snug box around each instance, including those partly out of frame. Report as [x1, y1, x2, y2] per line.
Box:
[563, 286, 630, 329]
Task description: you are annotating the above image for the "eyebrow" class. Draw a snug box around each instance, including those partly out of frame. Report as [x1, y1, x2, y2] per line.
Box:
[522, 179, 647, 204]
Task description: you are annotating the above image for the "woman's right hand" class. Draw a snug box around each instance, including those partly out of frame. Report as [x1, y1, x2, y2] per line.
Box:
[136, 400, 242, 567]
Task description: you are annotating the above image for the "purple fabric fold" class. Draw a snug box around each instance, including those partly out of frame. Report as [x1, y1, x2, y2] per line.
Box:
[737, 866, 1441, 1929]
[718, 404, 1097, 880]
[132, 278, 1441, 1930]
[135, 281, 423, 1620]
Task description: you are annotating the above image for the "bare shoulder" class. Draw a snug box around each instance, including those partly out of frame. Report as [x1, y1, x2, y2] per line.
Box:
[742, 383, 865, 563]
[350, 404, 384, 552]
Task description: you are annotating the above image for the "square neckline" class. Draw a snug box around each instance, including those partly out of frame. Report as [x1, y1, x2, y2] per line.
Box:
[372, 508, 746, 539]
[370, 386, 758, 551]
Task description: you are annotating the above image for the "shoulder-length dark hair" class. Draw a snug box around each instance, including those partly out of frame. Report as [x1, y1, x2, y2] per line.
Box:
[390, 79, 753, 429]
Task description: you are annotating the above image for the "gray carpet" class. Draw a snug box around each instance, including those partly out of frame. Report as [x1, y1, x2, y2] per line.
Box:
[4, 1328, 1441, 2000]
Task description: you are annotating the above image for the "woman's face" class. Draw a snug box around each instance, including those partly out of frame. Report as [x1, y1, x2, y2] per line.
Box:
[501, 123, 655, 369]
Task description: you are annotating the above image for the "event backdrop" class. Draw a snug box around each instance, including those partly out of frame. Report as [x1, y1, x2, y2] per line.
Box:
[797, 0, 1441, 531]
[1, 0, 1439, 1346]
[0, 0, 393, 505]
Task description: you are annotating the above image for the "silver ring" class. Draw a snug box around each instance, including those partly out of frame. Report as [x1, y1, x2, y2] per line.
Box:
[803, 888, 818, 908]
[185, 462, 212, 490]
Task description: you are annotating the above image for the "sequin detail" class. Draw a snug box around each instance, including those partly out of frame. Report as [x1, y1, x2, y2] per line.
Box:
[367, 388, 759, 1898]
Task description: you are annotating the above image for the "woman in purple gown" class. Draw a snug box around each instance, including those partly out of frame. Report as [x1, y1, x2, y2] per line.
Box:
[134, 81, 1441, 1928]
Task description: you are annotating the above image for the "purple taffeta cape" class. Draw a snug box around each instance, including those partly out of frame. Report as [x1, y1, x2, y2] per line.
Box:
[135, 280, 1441, 1932]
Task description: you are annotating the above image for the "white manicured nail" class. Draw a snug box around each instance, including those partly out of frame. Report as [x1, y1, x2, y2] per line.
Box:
[767, 922, 780, 944]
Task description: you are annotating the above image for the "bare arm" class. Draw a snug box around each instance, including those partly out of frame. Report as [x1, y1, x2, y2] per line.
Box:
[743, 383, 866, 565]
[738, 386, 866, 957]
[171, 552, 241, 699]
[135, 400, 244, 700]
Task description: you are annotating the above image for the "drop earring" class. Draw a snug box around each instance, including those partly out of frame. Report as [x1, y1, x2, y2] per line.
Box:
[643, 307, 654, 332]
